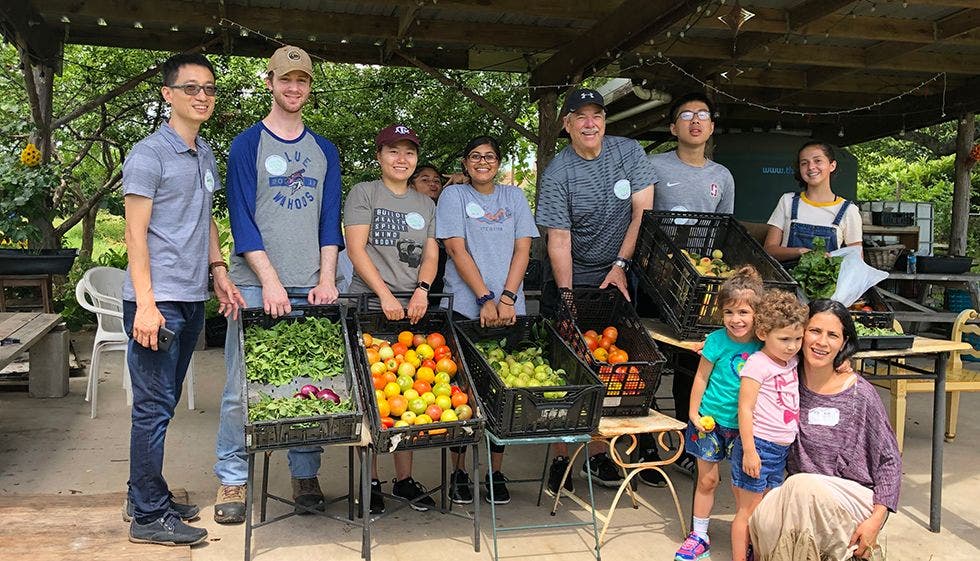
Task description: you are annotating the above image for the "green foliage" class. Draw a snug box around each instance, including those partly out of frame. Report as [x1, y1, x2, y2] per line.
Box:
[248, 393, 354, 422]
[244, 317, 346, 385]
[55, 256, 97, 330]
[791, 237, 843, 300]
[0, 156, 61, 244]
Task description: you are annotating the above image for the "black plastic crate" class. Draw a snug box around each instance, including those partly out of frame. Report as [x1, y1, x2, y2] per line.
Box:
[895, 254, 973, 275]
[352, 310, 484, 453]
[850, 287, 894, 328]
[871, 211, 914, 227]
[633, 211, 798, 339]
[241, 304, 363, 452]
[852, 304, 913, 351]
[455, 316, 604, 438]
[556, 288, 665, 416]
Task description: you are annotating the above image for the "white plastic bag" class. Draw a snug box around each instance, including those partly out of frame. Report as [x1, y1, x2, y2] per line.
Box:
[829, 246, 889, 307]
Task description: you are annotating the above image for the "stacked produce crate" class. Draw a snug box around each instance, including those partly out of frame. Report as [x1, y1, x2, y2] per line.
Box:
[555, 288, 665, 416]
[240, 305, 363, 452]
[633, 211, 798, 338]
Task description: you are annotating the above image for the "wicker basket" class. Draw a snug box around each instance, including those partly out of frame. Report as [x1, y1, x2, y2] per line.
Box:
[864, 244, 904, 270]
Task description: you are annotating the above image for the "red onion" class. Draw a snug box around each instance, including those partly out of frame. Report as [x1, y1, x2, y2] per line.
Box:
[299, 384, 320, 398]
[293, 392, 306, 399]
[316, 388, 340, 404]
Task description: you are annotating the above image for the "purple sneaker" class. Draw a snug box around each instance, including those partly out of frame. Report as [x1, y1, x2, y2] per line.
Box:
[674, 531, 710, 561]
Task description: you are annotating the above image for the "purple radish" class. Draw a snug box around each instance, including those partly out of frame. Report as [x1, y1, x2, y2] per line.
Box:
[316, 388, 340, 404]
[299, 384, 319, 398]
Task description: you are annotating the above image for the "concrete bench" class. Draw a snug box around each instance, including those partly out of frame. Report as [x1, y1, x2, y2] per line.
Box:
[0, 312, 69, 398]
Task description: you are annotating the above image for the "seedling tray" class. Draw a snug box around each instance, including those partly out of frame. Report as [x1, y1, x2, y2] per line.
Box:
[455, 316, 603, 438]
[352, 310, 484, 453]
[240, 304, 363, 452]
[633, 211, 798, 339]
[856, 335, 914, 351]
[556, 288, 665, 416]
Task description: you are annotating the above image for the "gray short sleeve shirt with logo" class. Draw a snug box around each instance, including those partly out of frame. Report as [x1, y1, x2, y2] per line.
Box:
[343, 180, 436, 294]
[650, 151, 734, 214]
[535, 135, 658, 282]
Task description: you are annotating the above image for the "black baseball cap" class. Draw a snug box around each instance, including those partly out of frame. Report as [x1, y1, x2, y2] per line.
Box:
[562, 88, 606, 114]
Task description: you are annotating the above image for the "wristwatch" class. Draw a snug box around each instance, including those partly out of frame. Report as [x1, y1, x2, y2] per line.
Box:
[612, 257, 631, 272]
[500, 289, 518, 305]
[476, 291, 496, 306]
[416, 280, 431, 292]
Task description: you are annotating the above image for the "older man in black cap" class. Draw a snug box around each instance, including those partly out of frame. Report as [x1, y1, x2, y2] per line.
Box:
[535, 88, 658, 494]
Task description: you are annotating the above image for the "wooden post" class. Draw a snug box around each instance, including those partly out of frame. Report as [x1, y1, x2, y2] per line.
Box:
[535, 89, 561, 206]
[950, 112, 975, 257]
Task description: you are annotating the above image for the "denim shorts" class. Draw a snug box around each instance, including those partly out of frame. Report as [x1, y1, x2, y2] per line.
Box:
[684, 421, 739, 463]
[730, 435, 791, 493]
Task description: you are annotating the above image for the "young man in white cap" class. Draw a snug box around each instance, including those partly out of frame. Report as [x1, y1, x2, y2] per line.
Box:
[213, 45, 344, 523]
[536, 88, 658, 494]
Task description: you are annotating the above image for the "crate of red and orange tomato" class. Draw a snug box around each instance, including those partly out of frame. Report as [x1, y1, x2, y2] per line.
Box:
[556, 288, 666, 417]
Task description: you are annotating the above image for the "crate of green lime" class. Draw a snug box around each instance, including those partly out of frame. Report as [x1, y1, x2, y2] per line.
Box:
[240, 304, 362, 451]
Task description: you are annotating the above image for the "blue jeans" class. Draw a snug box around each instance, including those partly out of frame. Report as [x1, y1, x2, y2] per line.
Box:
[730, 435, 790, 493]
[124, 300, 203, 524]
[214, 286, 323, 485]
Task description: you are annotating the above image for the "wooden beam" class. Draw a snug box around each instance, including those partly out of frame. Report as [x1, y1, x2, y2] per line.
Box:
[395, 51, 539, 144]
[0, 1, 63, 72]
[384, 4, 420, 61]
[786, 0, 858, 30]
[529, 0, 699, 94]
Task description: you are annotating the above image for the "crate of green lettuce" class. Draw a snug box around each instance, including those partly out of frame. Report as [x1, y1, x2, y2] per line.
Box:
[239, 304, 362, 452]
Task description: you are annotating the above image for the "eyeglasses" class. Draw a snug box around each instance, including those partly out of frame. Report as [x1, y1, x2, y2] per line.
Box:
[167, 83, 217, 97]
[677, 110, 711, 121]
[466, 153, 499, 164]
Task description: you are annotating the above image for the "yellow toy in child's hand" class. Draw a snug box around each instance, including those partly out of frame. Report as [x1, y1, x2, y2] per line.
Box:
[701, 416, 716, 432]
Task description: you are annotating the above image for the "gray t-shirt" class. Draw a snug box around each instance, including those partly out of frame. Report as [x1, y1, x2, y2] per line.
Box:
[121, 123, 219, 302]
[535, 135, 658, 282]
[436, 183, 540, 319]
[227, 123, 344, 288]
[343, 180, 436, 295]
[650, 151, 735, 214]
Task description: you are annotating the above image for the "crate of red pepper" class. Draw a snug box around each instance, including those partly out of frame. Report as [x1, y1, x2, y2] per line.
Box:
[240, 304, 363, 452]
[352, 310, 484, 453]
[555, 288, 666, 416]
[633, 211, 798, 339]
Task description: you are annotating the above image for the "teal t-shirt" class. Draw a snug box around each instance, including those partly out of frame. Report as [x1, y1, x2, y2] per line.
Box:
[698, 328, 762, 429]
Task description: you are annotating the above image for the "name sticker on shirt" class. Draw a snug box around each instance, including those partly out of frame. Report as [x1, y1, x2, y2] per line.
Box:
[613, 179, 631, 200]
[265, 154, 288, 176]
[465, 202, 485, 219]
[807, 407, 840, 427]
[405, 212, 426, 230]
[204, 169, 215, 192]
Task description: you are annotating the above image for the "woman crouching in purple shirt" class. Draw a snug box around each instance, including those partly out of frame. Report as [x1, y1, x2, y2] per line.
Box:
[748, 299, 901, 561]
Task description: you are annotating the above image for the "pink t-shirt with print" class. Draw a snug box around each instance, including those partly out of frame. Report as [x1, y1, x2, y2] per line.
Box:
[740, 351, 800, 445]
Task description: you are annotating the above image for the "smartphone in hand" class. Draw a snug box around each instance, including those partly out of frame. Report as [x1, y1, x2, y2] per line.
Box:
[157, 326, 175, 351]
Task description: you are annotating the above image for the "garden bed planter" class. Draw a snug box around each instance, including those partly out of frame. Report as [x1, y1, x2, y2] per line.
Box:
[0, 248, 78, 275]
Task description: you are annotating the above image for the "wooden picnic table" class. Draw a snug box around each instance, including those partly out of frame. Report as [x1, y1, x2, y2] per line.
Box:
[642, 318, 970, 533]
[0, 311, 69, 398]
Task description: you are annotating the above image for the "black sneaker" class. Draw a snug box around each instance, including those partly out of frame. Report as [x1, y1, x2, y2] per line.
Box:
[391, 477, 436, 512]
[580, 453, 624, 488]
[450, 469, 473, 505]
[484, 471, 511, 505]
[129, 513, 207, 546]
[357, 479, 386, 517]
[123, 497, 200, 522]
[675, 453, 697, 477]
[291, 477, 326, 514]
[546, 456, 574, 496]
[638, 448, 667, 487]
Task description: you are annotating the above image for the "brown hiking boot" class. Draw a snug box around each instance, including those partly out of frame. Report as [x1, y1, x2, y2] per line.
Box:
[213, 484, 246, 525]
[291, 477, 325, 514]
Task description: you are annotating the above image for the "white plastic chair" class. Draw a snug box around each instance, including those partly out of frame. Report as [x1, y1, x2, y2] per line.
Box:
[75, 266, 195, 418]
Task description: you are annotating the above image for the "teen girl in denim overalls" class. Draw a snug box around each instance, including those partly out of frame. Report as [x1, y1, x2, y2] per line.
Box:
[763, 141, 862, 264]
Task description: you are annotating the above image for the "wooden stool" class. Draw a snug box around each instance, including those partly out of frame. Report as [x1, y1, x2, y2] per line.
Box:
[0, 275, 54, 313]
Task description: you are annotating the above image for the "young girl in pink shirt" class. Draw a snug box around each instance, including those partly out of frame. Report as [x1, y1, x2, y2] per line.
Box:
[732, 289, 809, 561]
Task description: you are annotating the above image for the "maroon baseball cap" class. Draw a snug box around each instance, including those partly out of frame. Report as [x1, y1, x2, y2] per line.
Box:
[375, 124, 420, 149]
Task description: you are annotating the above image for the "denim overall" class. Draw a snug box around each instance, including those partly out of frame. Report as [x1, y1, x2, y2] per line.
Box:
[786, 193, 852, 251]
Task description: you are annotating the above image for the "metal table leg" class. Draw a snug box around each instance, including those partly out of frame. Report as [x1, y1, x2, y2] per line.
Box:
[260, 451, 270, 522]
[930, 352, 947, 532]
[244, 453, 255, 561]
[473, 440, 481, 553]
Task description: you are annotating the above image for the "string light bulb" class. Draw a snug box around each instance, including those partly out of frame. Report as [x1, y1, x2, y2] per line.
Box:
[838, 126, 845, 138]
[133, 21, 143, 29]
[97, 18, 107, 26]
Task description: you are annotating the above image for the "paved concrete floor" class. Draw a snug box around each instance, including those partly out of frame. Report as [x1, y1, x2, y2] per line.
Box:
[1, 331, 978, 561]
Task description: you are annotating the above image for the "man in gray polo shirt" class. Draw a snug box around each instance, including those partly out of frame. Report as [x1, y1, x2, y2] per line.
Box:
[122, 53, 243, 546]
[536, 88, 657, 494]
[214, 45, 344, 523]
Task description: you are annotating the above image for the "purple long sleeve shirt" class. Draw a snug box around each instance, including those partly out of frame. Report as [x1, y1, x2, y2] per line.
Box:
[788, 376, 902, 512]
